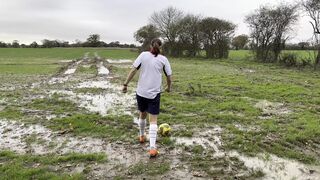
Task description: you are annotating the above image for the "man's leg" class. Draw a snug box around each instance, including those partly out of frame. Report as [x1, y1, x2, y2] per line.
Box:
[136, 94, 148, 143]
[147, 93, 160, 157]
[139, 112, 147, 140]
[149, 114, 158, 150]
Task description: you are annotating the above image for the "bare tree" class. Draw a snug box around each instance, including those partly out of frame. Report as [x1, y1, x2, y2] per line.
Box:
[177, 14, 202, 57]
[245, 4, 298, 62]
[150, 6, 184, 56]
[272, 4, 299, 62]
[303, 0, 320, 69]
[134, 24, 160, 52]
[199, 17, 235, 59]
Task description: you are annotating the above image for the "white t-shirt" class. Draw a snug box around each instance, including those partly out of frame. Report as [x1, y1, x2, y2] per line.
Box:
[133, 51, 172, 99]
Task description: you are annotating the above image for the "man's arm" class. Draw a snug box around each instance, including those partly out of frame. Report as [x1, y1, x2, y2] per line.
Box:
[165, 75, 172, 92]
[122, 68, 138, 93]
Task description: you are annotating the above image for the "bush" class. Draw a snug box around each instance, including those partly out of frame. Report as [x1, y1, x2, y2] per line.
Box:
[279, 53, 312, 68]
[279, 53, 299, 67]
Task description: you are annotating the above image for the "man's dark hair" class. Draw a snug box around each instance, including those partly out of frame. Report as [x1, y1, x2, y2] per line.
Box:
[150, 38, 162, 57]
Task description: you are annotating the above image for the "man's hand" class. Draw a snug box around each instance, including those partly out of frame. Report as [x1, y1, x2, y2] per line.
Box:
[122, 68, 137, 94]
[122, 85, 128, 93]
[165, 86, 171, 93]
[165, 75, 172, 93]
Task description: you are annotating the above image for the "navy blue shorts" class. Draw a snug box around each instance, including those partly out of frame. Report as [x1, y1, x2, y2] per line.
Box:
[136, 93, 161, 115]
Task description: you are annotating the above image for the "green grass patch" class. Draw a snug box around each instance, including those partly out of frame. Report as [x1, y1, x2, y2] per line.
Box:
[76, 65, 97, 75]
[0, 106, 23, 120]
[48, 114, 136, 141]
[0, 151, 106, 179]
[128, 161, 170, 176]
[27, 94, 80, 115]
[0, 48, 319, 166]
[181, 153, 264, 179]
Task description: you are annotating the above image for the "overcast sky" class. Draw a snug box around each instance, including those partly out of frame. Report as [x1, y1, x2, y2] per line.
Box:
[0, 0, 313, 44]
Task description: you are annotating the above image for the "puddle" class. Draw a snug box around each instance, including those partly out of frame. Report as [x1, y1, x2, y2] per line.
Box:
[50, 87, 134, 116]
[82, 52, 90, 61]
[0, 119, 151, 171]
[0, 120, 49, 153]
[234, 124, 260, 132]
[48, 60, 83, 84]
[64, 68, 77, 75]
[59, 60, 73, 63]
[64, 60, 82, 75]
[175, 126, 320, 179]
[107, 59, 133, 64]
[78, 81, 117, 89]
[48, 76, 70, 84]
[82, 65, 91, 68]
[175, 127, 224, 156]
[97, 62, 110, 75]
[228, 151, 320, 180]
[242, 68, 256, 73]
[75, 81, 135, 115]
[219, 111, 245, 117]
[75, 93, 133, 115]
[45, 114, 57, 120]
[255, 100, 291, 117]
[31, 82, 41, 88]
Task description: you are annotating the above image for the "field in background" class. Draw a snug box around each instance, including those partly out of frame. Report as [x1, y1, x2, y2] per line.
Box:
[0, 48, 137, 74]
[0, 48, 316, 74]
[0, 48, 319, 179]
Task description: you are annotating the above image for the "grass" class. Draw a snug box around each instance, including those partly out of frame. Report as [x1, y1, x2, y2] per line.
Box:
[99, 49, 320, 164]
[0, 151, 106, 180]
[128, 161, 170, 176]
[76, 65, 97, 75]
[180, 151, 264, 179]
[158, 56, 320, 164]
[0, 48, 138, 75]
[0, 48, 319, 178]
[27, 93, 81, 115]
[0, 106, 23, 120]
[48, 113, 136, 141]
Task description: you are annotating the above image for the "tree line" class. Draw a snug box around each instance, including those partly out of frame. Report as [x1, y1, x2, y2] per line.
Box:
[0, 34, 136, 48]
[134, 0, 320, 69]
[134, 7, 236, 59]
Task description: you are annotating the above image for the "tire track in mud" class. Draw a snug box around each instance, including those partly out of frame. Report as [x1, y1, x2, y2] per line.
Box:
[94, 52, 110, 75]
[31, 53, 89, 88]
[48, 55, 85, 85]
[0, 52, 150, 176]
[0, 52, 175, 178]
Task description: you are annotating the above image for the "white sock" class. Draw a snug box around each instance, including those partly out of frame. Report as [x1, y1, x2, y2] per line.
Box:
[139, 119, 146, 136]
[149, 124, 158, 149]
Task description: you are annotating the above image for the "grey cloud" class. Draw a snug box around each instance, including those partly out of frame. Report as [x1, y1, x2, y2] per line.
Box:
[0, 0, 313, 44]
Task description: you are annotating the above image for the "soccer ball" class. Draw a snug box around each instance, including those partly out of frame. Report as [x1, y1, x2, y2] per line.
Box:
[158, 123, 171, 136]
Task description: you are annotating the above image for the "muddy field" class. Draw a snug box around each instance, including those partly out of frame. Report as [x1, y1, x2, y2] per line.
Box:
[0, 49, 320, 179]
